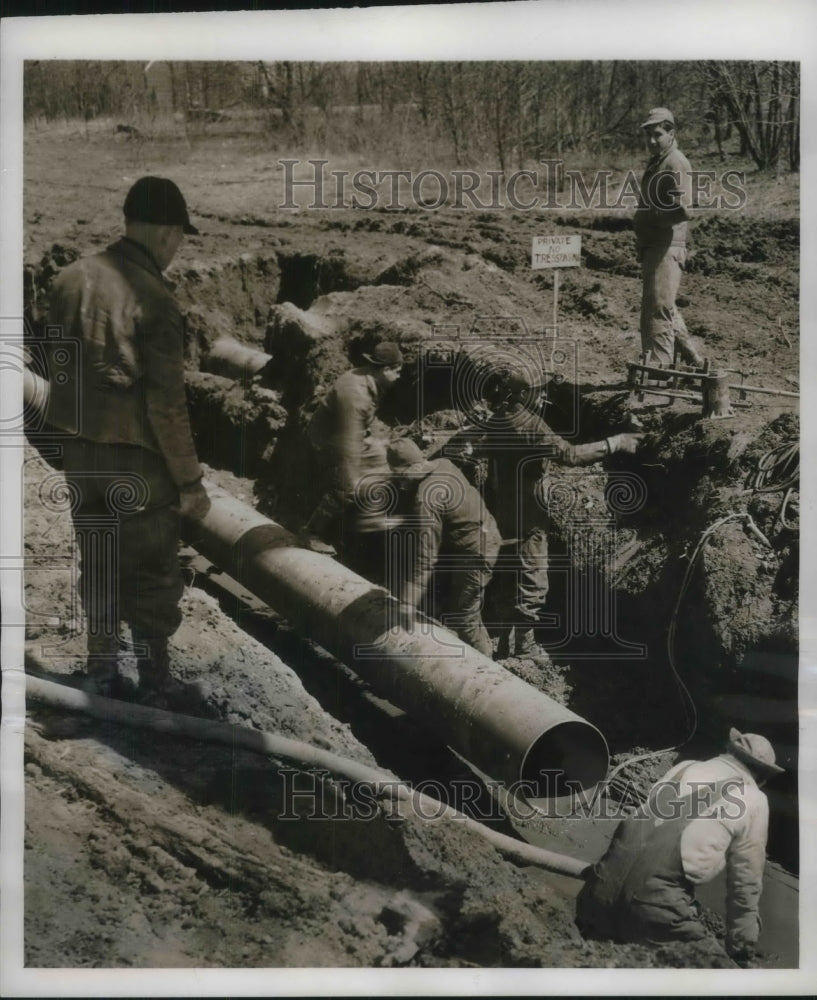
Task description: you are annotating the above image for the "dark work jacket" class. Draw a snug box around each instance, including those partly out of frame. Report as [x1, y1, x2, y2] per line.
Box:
[46, 237, 201, 488]
[479, 404, 607, 538]
[396, 458, 500, 609]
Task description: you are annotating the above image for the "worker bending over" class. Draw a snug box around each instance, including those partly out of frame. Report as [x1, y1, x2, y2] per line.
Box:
[387, 439, 501, 657]
[576, 728, 782, 966]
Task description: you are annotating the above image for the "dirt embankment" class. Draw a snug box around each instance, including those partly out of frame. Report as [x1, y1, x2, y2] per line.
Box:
[20, 128, 799, 970]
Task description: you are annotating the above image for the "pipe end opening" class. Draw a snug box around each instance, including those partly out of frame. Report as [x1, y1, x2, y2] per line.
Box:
[521, 721, 609, 798]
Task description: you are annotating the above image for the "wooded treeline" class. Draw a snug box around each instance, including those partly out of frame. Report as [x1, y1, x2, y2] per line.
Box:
[24, 60, 800, 172]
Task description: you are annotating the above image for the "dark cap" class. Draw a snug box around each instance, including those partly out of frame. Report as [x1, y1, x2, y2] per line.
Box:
[640, 107, 676, 129]
[362, 341, 404, 367]
[387, 439, 433, 478]
[123, 176, 198, 235]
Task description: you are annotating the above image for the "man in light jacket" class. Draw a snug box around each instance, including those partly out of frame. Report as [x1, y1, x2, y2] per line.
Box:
[576, 728, 783, 965]
[635, 107, 705, 367]
[303, 341, 403, 558]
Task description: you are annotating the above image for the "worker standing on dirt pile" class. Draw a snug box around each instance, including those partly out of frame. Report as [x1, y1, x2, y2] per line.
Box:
[635, 107, 705, 368]
[386, 439, 501, 656]
[473, 368, 642, 662]
[301, 341, 404, 570]
[44, 176, 211, 703]
[575, 728, 783, 967]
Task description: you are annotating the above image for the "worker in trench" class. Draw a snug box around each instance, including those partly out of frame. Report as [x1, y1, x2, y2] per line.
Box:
[301, 340, 404, 578]
[43, 176, 211, 703]
[469, 366, 643, 661]
[635, 106, 705, 369]
[576, 728, 783, 967]
[385, 439, 501, 657]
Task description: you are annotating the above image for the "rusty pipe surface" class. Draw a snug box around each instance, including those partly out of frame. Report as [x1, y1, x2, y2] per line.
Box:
[22, 368, 608, 795]
[193, 485, 608, 795]
[203, 338, 273, 381]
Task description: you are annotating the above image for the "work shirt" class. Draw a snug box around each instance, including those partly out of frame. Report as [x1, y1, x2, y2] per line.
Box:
[478, 404, 608, 538]
[665, 754, 769, 952]
[46, 237, 202, 488]
[396, 458, 500, 609]
[633, 140, 693, 251]
[307, 367, 388, 494]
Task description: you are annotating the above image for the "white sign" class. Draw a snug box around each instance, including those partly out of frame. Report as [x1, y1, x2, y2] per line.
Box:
[531, 234, 582, 269]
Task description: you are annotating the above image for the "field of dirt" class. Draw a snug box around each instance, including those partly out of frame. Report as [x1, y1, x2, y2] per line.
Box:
[15, 119, 800, 973]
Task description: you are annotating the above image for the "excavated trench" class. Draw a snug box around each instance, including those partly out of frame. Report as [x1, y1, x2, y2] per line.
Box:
[174, 275, 799, 877]
[22, 234, 800, 967]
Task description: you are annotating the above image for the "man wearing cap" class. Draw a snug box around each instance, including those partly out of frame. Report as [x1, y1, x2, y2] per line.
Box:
[576, 728, 782, 965]
[303, 341, 404, 558]
[45, 176, 210, 701]
[387, 439, 501, 657]
[475, 368, 642, 661]
[635, 108, 704, 368]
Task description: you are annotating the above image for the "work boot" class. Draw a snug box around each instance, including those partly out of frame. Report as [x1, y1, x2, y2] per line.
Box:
[494, 627, 513, 660]
[513, 627, 551, 666]
[132, 631, 201, 711]
[132, 631, 173, 702]
[81, 631, 121, 696]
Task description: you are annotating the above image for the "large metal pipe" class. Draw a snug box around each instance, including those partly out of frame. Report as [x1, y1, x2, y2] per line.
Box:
[203, 338, 273, 381]
[23, 368, 609, 796]
[193, 487, 608, 795]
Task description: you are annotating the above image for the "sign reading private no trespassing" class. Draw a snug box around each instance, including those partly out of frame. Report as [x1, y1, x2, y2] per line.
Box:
[531, 235, 582, 269]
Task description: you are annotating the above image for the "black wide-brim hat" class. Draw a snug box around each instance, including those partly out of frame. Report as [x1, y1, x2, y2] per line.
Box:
[124, 176, 199, 235]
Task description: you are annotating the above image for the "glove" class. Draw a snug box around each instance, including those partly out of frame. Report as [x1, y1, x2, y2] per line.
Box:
[606, 432, 644, 456]
[179, 479, 211, 521]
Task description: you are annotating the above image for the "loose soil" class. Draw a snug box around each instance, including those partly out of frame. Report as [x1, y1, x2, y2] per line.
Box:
[15, 122, 800, 971]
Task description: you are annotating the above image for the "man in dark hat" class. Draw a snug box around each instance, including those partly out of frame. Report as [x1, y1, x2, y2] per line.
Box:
[386, 439, 501, 656]
[635, 107, 704, 368]
[576, 728, 783, 965]
[474, 366, 642, 661]
[302, 341, 404, 561]
[45, 176, 210, 702]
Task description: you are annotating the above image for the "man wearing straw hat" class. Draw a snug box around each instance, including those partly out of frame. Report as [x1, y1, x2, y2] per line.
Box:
[576, 728, 784, 965]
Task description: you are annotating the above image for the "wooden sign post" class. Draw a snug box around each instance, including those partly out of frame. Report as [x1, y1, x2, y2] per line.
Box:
[531, 234, 582, 338]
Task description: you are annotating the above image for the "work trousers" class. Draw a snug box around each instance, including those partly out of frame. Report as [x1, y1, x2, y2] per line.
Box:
[493, 527, 549, 625]
[639, 245, 702, 367]
[61, 439, 184, 643]
[436, 527, 501, 657]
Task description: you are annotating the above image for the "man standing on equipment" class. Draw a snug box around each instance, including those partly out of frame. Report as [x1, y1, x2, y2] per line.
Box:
[45, 176, 210, 701]
[635, 107, 704, 368]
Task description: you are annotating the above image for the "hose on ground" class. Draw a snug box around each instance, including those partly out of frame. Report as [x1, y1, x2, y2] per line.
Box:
[24, 674, 590, 880]
[602, 511, 748, 810]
